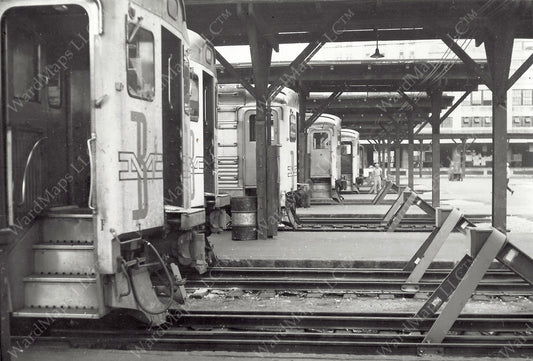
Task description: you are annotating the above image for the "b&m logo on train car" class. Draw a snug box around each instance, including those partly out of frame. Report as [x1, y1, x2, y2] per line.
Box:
[118, 112, 163, 220]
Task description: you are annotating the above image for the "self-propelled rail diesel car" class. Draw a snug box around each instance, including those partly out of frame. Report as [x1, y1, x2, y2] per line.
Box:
[307, 114, 343, 201]
[2, 0, 214, 325]
[340, 129, 361, 192]
[217, 84, 299, 210]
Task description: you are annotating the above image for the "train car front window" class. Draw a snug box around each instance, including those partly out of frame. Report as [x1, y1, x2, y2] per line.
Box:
[127, 24, 155, 101]
[313, 132, 329, 149]
[289, 113, 297, 142]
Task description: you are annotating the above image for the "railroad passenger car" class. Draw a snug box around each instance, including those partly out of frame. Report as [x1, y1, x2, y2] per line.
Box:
[217, 84, 299, 208]
[307, 114, 342, 200]
[1, 0, 209, 325]
[187, 30, 230, 233]
[340, 129, 361, 192]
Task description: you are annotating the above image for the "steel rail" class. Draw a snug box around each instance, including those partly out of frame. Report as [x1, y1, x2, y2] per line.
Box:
[190, 267, 523, 282]
[20, 312, 533, 357]
[184, 267, 533, 294]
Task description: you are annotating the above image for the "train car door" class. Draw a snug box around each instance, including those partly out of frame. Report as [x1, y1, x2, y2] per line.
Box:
[243, 111, 257, 189]
[243, 110, 279, 191]
[161, 27, 183, 207]
[203, 72, 216, 194]
[1, 6, 91, 227]
[189, 70, 204, 207]
[309, 129, 333, 178]
[341, 141, 353, 181]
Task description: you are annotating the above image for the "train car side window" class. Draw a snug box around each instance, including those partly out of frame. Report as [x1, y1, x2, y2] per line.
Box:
[190, 72, 199, 122]
[168, 0, 179, 19]
[249, 114, 256, 141]
[313, 132, 329, 149]
[183, 54, 191, 115]
[12, 29, 40, 103]
[289, 112, 297, 142]
[126, 24, 155, 101]
[48, 72, 61, 108]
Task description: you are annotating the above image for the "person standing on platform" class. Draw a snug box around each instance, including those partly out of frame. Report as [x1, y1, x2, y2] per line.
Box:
[507, 162, 514, 195]
[368, 165, 376, 193]
[373, 163, 383, 192]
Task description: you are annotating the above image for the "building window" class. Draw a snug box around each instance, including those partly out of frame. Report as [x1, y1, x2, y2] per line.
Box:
[471, 91, 482, 105]
[127, 24, 155, 101]
[513, 90, 522, 106]
[441, 117, 453, 128]
[523, 90, 533, 105]
[481, 90, 492, 105]
[461, 117, 471, 127]
[512, 90, 533, 106]
[483, 117, 492, 127]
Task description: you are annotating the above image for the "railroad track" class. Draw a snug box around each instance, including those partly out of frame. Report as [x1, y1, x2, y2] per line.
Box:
[18, 311, 533, 357]
[291, 215, 490, 232]
[184, 267, 533, 295]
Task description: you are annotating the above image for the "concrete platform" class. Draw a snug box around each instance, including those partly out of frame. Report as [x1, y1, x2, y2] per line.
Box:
[297, 203, 427, 216]
[210, 230, 533, 268]
[16, 347, 531, 361]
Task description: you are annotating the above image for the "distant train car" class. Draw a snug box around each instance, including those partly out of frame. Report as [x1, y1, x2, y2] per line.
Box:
[217, 84, 299, 207]
[307, 114, 342, 200]
[188, 31, 230, 232]
[340, 129, 361, 192]
[2, 0, 210, 325]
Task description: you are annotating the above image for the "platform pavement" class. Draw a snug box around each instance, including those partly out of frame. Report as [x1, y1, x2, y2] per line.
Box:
[297, 203, 427, 216]
[16, 347, 532, 361]
[209, 230, 533, 268]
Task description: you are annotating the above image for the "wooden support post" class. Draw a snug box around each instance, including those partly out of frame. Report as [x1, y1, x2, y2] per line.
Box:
[247, 18, 273, 239]
[408, 113, 414, 189]
[386, 138, 391, 172]
[418, 140, 424, 178]
[395, 140, 401, 190]
[374, 139, 383, 164]
[485, 22, 514, 232]
[429, 89, 443, 208]
[297, 88, 308, 184]
[460, 138, 467, 180]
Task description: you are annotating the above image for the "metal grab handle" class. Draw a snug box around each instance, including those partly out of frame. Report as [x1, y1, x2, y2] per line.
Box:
[18, 137, 47, 206]
[87, 135, 96, 210]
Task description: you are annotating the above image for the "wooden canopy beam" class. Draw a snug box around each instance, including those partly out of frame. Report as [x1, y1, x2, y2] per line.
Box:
[507, 51, 533, 90]
[215, 50, 258, 98]
[441, 35, 492, 89]
[414, 89, 471, 135]
[303, 91, 343, 130]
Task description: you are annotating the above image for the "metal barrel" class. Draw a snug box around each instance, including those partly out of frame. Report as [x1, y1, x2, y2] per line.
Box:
[342, 175, 353, 191]
[231, 196, 257, 240]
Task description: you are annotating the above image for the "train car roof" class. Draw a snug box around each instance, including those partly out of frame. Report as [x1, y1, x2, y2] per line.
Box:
[218, 84, 299, 109]
[188, 30, 217, 75]
[132, 0, 188, 36]
[307, 113, 342, 129]
[341, 129, 360, 138]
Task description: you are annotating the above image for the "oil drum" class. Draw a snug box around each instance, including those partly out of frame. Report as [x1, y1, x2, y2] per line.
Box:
[231, 196, 257, 240]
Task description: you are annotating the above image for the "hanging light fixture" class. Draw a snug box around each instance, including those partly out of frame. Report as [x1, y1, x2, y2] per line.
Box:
[370, 28, 384, 59]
